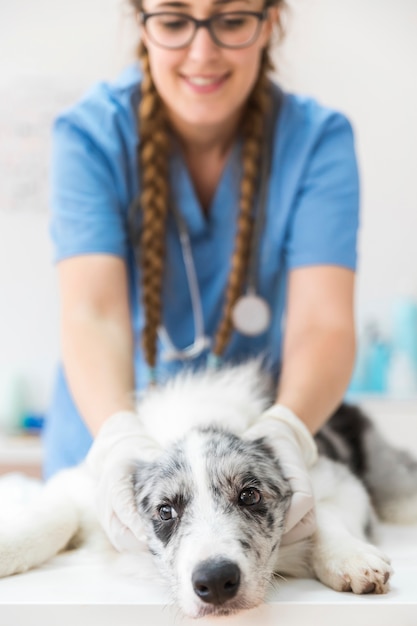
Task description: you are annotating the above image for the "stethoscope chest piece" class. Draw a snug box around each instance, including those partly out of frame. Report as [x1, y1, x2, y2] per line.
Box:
[232, 290, 271, 336]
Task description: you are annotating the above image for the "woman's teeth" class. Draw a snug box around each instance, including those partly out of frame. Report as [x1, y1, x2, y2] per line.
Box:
[187, 76, 221, 86]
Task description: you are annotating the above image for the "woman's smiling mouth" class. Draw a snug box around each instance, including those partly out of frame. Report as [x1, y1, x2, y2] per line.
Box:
[181, 72, 230, 93]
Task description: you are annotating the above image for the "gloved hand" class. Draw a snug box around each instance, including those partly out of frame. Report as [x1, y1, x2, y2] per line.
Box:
[243, 404, 318, 545]
[85, 410, 162, 553]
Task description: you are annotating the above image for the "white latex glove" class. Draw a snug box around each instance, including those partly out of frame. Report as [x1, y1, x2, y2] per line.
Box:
[85, 411, 162, 553]
[243, 404, 318, 545]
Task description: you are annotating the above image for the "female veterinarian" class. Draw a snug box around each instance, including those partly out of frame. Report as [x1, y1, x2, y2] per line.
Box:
[45, 0, 359, 551]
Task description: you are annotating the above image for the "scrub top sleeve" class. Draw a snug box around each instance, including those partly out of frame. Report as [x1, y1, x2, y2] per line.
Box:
[50, 117, 128, 263]
[285, 113, 360, 271]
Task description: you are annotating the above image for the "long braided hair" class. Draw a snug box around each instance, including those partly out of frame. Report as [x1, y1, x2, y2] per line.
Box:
[128, 1, 286, 376]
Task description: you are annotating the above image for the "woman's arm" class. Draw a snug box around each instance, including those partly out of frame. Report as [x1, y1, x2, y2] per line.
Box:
[58, 253, 162, 551]
[276, 265, 356, 434]
[58, 254, 136, 436]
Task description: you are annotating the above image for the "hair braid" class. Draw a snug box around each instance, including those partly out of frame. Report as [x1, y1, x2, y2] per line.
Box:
[136, 43, 171, 370]
[131, 41, 276, 374]
[211, 50, 273, 357]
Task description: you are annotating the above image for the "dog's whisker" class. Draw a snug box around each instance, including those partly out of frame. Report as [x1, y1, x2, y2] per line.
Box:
[169, 604, 184, 624]
[263, 572, 283, 591]
[274, 571, 288, 583]
[268, 578, 281, 594]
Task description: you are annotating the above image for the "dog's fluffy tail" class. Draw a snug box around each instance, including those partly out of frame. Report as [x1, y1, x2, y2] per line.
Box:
[362, 421, 417, 524]
[0, 469, 81, 577]
[317, 404, 417, 524]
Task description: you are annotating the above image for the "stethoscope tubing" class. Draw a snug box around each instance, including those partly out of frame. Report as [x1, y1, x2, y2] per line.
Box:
[151, 89, 282, 363]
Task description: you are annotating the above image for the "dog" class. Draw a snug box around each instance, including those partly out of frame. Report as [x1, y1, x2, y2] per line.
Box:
[0, 360, 417, 619]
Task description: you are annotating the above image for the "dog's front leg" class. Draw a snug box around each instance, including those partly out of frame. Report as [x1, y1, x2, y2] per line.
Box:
[310, 458, 393, 594]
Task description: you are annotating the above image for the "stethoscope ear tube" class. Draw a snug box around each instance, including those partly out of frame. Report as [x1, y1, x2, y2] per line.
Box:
[159, 327, 211, 362]
[134, 86, 283, 364]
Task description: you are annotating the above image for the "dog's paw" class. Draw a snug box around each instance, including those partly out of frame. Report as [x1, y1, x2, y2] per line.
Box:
[313, 540, 393, 594]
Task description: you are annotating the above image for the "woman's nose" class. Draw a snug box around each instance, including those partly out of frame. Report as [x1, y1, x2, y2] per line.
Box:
[187, 25, 221, 60]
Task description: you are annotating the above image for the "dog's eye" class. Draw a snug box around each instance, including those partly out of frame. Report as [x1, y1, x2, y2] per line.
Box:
[238, 488, 262, 506]
[159, 505, 178, 521]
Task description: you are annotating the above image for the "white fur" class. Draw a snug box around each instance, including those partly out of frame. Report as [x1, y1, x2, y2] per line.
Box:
[0, 361, 404, 617]
[309, 458, 392, 594]
[136, 360, 271, 446]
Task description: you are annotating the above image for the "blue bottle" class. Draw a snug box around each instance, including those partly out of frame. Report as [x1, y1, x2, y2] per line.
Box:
[367, 335, 391, 393]
[392, 296, 417, 371]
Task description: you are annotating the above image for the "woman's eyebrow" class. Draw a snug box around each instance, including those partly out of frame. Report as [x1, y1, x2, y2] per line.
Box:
[153, 2, 188, 7]
[152, 0, 251, 8]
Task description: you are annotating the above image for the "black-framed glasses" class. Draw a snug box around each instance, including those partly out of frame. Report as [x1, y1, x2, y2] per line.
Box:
[140, 10, 268, 50]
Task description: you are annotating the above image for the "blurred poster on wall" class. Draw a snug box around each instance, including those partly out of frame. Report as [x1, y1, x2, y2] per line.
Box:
[0, 76, 85, 213]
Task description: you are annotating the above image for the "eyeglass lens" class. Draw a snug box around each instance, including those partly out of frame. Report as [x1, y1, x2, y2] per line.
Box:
[145, 13, 262, 49]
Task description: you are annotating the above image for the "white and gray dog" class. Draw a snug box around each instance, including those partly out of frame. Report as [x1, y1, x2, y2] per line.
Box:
[1, 361, 417, 618]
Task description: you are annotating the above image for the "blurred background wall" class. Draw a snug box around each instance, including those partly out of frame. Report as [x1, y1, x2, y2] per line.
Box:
[0, 0, 416, 420]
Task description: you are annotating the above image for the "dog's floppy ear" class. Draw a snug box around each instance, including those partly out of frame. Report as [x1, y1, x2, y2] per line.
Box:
[132, 459, 158, 518]
[242, 411, 318, 544]
[111, 459, 158, 550]
[241, 422, 292, 500]
[242, 408, 317, 469]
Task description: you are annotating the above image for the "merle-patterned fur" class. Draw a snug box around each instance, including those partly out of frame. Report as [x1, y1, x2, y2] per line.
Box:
[133, 426, 291, 616]
[0, 360, 416, 619]
[129, 391, 417, 616]
[317, 403, 417, 523]
[316, 403, 371, 477]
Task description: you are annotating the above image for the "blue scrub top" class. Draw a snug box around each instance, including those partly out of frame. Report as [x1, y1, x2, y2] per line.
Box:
[44, 63, 360, 478]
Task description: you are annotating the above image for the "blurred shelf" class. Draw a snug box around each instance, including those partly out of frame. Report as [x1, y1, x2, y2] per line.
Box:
[348, 394, 417, 405]
[0, 433, 43, 464]
[0, 433, 43, 478]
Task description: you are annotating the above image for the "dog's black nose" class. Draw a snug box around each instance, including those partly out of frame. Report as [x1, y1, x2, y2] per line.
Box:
[192, 559, 241, 605]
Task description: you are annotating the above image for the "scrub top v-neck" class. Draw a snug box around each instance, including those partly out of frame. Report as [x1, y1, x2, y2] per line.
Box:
[160, 141, 242, 369]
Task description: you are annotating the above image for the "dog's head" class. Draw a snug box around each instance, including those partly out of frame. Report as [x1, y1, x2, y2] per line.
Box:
[133, 425, 291, 618]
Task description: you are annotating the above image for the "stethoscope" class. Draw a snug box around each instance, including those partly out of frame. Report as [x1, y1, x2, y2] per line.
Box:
[128, 92, 282, 367]
[159, 113, 276, 363]
[158, 201, 212, 361]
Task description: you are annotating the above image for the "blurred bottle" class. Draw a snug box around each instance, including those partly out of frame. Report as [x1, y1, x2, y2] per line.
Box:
[392, 296, 417, 369]
[387, 351, 417, 397]
[349, 322, 390, 394]
[387, 282, 417, 396]
[349, 326, 373, 394]
[367, 328, 391, 393]
[0, 370, 28, 434]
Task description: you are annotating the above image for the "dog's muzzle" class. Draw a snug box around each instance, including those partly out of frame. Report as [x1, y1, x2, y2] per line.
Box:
[192, 558, 241, 605]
